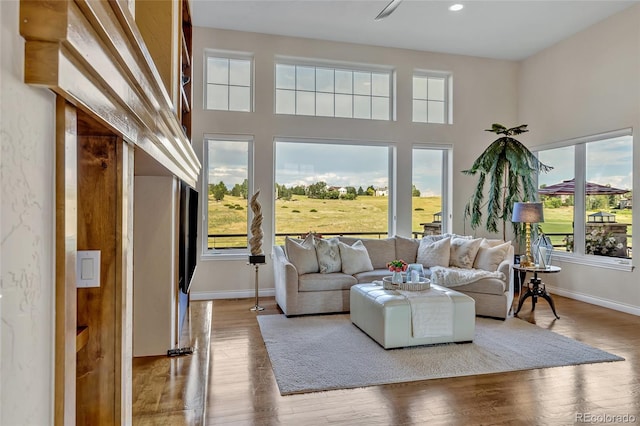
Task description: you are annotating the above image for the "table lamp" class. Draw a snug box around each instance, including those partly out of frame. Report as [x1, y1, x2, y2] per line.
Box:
[512, 202, 544, 267]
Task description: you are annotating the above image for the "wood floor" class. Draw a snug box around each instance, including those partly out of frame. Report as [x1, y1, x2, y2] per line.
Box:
[134, 295, 640, 425]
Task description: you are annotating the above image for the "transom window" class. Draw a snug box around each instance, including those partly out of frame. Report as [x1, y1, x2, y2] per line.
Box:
[412, 72, 451, 124]
[205, 51, 252, 112]
[275, 63, 392, 120]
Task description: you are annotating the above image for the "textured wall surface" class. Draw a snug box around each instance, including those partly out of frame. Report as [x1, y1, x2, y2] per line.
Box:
[1, 1, 56, 424]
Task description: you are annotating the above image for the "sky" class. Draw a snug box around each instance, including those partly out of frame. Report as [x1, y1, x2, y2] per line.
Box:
[537, 135, 633, 191]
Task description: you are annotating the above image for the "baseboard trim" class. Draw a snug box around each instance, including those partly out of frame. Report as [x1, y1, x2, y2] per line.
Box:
[546, 285, 640, 316]
[191, 289, 276, 300]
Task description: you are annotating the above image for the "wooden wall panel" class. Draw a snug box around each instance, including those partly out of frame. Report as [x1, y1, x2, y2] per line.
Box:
[76, 134, 118, 425]
[55, 97, 78, 426]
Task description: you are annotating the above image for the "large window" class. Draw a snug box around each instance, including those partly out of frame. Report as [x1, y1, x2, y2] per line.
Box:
[536, 132, 632, 262]
[275, 63, 392, 120]
[412, 72, 451, 124]
[205, 51, 252, 112]
[274, 140, 391, 243]
[412, 147, 448, 236]
[204, 136, 253, 253]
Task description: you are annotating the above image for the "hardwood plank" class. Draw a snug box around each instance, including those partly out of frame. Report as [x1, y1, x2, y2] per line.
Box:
[134, 295, 640, 425]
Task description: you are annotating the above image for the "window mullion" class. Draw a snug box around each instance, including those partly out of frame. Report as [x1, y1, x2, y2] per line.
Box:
[574, 143, 587, 255]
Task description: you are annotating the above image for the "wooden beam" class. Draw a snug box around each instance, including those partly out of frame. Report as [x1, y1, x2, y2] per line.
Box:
[20, 0, 200, 187]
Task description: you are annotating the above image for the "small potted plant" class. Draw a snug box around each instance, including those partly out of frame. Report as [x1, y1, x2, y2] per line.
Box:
[386, 259, 408, 284]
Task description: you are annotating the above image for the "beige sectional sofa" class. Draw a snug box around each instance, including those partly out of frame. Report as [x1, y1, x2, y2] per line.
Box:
[272, 234, 514, 319]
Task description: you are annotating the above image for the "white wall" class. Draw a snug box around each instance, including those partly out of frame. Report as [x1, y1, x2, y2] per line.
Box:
[518, 5, 640, 314]
[1, 1, 56, 424]
[190, 27, 519, 298]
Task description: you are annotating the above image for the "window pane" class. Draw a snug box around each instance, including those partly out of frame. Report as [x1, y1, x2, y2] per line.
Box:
[316, 92, 334, 117]
[413, 100, 427, 122]
[353, 72, 371, 95]
[229, 59, 251, 86]
[276, 64, 295, 89]
[275, 141, 390, 245]
[353, 95, 371, 119]
[371, 97, 389, 120]
[428, 77, 445, 101]
[296, 91, 315, 115]
[207, 84, 228, 110]
[207, 57, 228, 85]
[335, 94, 352, 117]
[296, 66, 315, 91]
[427, 101, 445, 124]
[413, 76, 427, 100]
[335, 70, 353, 94]
[275, 89, 295, 114]
[372, 73, 389, 97]
[316, 68, 334, 92]
[585, 136, 632, 258]
[229, 86, 250, 112]
[206, 139, 250, 250]
[413, 148, 444, 236]
[538, 146, 575, 253]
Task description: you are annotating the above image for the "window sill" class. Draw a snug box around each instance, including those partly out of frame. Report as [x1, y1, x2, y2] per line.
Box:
[201, 251, 251, 262]
[551, 252, 634, 272]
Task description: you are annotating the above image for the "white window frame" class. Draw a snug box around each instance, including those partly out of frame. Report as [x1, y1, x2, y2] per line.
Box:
[533, 128, 633, 272]
[412, 144, 453, 235]
[202, 134, 255, 259]
[204, 49, 254, 112]
[273, 137, 396, 239]
[412, 70, 452, 124]
[274, 57, 394, 121]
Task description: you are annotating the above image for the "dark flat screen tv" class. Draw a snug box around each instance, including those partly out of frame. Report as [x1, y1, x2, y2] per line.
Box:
[179, 181, 198, 293]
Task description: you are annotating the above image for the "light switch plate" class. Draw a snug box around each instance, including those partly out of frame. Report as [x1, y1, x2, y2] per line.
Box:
[77, 250, 100, 288]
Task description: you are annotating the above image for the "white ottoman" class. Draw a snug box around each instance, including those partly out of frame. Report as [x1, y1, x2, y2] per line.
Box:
[350, 283, 475, 349]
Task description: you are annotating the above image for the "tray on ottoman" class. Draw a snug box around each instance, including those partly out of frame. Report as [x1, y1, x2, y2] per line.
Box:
[350, 283, 475, 349]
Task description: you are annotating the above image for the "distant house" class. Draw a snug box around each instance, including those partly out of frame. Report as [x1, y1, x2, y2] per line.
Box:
[338, 187, 347, 195]
[375, 187, 388, 197]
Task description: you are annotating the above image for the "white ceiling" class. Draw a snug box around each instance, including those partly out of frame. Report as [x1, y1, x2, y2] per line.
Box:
[190, 0, 639, 61]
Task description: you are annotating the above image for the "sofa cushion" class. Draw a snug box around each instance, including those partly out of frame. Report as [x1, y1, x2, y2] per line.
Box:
[450, 237, 482, 269]
[451, 276, 507, 296]
[339, 240, 374, 275]
[339, 237, 396, 269]
[473, 241, 511, 272]
[353, 269, 392, 283]
[417, 237, 450, 268]
[395, 235, 419, 264]
[315, 237, 342, 273]
[298, 272, 357, 292]
[285, 235, 319, 274]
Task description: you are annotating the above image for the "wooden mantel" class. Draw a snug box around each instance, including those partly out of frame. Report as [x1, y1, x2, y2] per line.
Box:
[20, 0, 200, 187]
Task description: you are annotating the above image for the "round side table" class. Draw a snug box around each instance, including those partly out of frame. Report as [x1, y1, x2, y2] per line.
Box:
[512, 265, 561, 319]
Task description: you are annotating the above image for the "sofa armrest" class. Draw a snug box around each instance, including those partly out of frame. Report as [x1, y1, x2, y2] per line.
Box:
[272, 245, 300, 315]
[496, 244, 515, 297]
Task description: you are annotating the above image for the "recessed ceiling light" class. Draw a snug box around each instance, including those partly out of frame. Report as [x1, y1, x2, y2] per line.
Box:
[449, 4, 464, 12]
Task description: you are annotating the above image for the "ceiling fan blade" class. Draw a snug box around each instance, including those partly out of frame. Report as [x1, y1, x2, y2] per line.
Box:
[375, 0, 403, 21]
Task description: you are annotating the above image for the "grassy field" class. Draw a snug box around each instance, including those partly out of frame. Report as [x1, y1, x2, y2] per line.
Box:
[207, 194, 632, 249]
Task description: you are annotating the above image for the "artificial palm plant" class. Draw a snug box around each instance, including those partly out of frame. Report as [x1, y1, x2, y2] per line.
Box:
[463, 124, 552, 241]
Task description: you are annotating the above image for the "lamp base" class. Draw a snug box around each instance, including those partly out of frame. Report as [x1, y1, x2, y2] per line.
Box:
[519, 254, 533, 267]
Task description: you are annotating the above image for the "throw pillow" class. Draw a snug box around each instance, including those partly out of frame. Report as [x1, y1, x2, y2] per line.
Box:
[315, 237, 342, 273]
[417, 237, 451, 268]
[473, 241, 511, 272]
[338, 240, 374, 275]
[395, 235, 419, 264]
[285, 234, 319, 275]
[449, 237, 483, 269]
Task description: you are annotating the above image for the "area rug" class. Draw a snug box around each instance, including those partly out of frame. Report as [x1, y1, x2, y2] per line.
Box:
[257, 314, 623, 395]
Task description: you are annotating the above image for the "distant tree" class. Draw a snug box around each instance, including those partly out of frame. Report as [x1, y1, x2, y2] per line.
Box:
[308, 181, 328, 199]
[276, 183, 292, 200]
[325, 190, 339, 199]
[366, 185, 375, 196]
[340, 192, 357, 200]
[357, 186, 365, 196]
[346, 186, 357, 195]
[291, 185, 306, 196]
[412, 184, 421, 197]
[231, 183, 242, 197]
[213, 181, 227, 201]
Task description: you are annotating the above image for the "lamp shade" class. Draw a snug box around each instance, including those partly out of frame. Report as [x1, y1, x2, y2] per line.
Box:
[512, 202, 544, 223]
